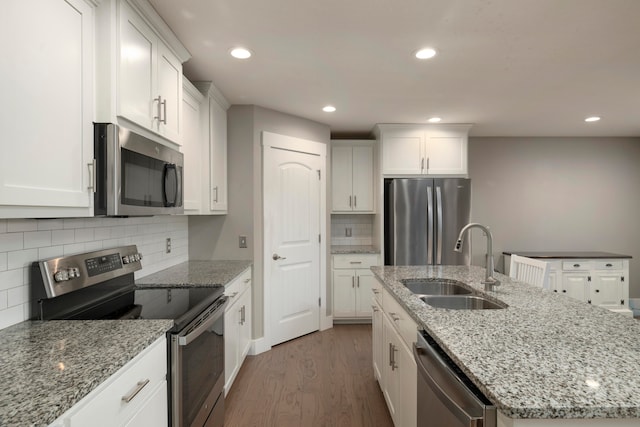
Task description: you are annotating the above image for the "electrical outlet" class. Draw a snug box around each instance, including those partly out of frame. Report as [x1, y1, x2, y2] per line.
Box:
[345, 227, 352, 237]
[239, 235, 247, 248]
[166, 238, 172, 253]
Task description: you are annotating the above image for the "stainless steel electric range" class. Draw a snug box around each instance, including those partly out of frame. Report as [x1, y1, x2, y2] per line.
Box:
[31, 245, 227, 427]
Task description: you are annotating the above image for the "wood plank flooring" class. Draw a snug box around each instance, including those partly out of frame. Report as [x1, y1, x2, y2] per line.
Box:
[224, 324, 393, 427]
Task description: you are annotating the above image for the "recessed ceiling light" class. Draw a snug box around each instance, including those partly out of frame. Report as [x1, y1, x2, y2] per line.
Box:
[230, 47, 252, 59]
[415, 48, 437, 59]
[322, 106, 336, 113]
[584, 116, 601, 122]
[427, 117, 442, 123]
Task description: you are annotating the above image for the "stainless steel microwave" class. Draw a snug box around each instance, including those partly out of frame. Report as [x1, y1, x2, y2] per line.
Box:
[93, 123, 183, 216]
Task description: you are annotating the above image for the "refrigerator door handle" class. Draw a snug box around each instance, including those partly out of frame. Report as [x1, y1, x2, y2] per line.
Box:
[436, 186, 443, 265]
[427, 185, 434, 264]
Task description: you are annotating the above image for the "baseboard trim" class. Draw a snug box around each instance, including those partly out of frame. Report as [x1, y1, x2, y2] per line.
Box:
[249, 337, 270, 356]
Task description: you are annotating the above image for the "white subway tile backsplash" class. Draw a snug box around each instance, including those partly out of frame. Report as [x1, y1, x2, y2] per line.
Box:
[8, 249, 38, 270]
[0, 216, 189, 329]
[0, 233, 23, 252]
[331, 215, 374, 246]
[24, 231, 52, 249]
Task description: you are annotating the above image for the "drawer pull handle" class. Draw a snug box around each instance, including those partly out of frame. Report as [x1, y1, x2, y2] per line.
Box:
[573, 264, 580, 268]
[122, 379, 150, 403]
[606, 263, 613, 267]
[228, 291, 239, 298]
[390, 312, 400, 321]
[244, 278, 251, 283]
[372, 289, 380, 294]
[350, 261, 362, 264]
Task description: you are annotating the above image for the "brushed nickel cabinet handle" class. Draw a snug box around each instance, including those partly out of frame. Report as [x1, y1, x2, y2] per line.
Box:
[122, 379, 150, 403]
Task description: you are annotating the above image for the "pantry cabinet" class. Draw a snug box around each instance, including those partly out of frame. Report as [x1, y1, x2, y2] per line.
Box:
[96, 0, 190, 146]
[53, 336, 167, 427]
[224, 267, 252, 394]
[194, 82, 230, 214]
[374, 124, 471, 176]
[331, 141, 375, 213]
[332, 254, 380, 321]
[0, 0, 95, 218]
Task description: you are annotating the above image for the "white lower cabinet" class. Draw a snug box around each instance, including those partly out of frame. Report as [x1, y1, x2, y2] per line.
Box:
[224, 267, 252, 394]
[374, 281, 417, 427]
[332, 254, 380, 321]
[53, 336, 168, 427]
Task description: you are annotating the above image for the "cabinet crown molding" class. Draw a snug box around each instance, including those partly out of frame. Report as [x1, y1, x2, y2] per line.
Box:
[193, 81, 231, 110]
[373, 123, 473, 135]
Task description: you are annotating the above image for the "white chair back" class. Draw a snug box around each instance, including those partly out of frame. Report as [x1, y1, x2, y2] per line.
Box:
[509, 255, 551, 289]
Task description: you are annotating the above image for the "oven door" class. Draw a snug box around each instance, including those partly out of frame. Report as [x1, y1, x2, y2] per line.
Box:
[171, 296, 227, 427]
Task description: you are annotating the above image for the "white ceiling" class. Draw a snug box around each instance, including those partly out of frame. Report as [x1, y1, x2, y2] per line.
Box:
[148, 0, 640, 137]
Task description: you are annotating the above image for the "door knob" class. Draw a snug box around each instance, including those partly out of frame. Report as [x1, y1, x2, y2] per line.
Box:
[272, 253, 287, 261]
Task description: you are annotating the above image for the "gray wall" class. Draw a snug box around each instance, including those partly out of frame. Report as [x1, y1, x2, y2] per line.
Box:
[189, 105, 330, 339]
[468, 137, 640, 297]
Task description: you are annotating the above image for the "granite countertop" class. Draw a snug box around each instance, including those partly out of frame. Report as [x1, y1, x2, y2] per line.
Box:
[0, 319, 172, 426]
[136, 260, 252, 288]
[502, 251, 632, 259]
[371, 265, 640, 420]
[331, 245, 380, 254]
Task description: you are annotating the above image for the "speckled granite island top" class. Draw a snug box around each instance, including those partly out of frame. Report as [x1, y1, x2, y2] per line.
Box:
[331, 245, 380, 254]
[0, 319, 172, 427]
[136, 260, 252, 288]
[371, 265, 640, 420]
[502, 251, 632, 259]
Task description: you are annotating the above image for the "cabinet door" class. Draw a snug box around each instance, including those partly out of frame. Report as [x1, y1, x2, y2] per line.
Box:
[591, 273, 624, 307]
[1, 0, 93, 217]
[181, 85, 203, 212]
[124, 381, 168, 427]
[119, 1, 155, 129]
[355, 270, 374, 317]
[351, 146, 374, 212]
[382, 314, 400, 425]
[332, 270, 356, 318]
[157, 43, 182, 142]
[372, 298, 383, 381]
[561, 273, 588, 302]
[424, 133, 467, 175]
[397, 340, 417, 427]
[382, 131, 424, 175]
[224, 301, 240, 393]
[208, 97, 228, 212]
[238, 287, 252, 362]
[331, 146, 353, 211]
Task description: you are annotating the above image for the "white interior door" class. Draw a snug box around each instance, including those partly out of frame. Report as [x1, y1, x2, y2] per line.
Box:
[264, 132, 324, 346]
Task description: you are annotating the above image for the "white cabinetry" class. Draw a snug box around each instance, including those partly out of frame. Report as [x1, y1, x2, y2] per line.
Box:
[53, 336, 168, 427]
[331, 141, 375, 213]
[1, 0, 95, 218]
[332, 254, 379, 320]
[181, 79, 205, 213]
[505, 255, 631, 315]
[194, 82, 230, 214]
[373, 283, 417, 427]
[224, 267, 252, 394]
[374, 124, 471, 176]
[96, 0, 190, 146]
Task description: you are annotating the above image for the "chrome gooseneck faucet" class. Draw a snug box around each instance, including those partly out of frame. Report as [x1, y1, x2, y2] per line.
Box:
[454, 223, 500, 291]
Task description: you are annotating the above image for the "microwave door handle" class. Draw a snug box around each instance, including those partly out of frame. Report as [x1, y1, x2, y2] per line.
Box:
[163, 164, 178, 207]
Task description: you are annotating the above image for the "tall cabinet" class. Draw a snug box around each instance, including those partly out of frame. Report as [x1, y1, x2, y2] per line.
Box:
[331, 140, 375, 213]
[1, 0, 95, 218]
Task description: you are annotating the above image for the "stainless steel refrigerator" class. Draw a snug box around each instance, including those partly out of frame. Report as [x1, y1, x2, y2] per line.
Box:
[384, 178, 471, 266]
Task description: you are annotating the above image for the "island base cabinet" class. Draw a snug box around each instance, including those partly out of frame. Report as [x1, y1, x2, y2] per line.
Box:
[497, 411, 640, 427]
[372, 298, 384, 381]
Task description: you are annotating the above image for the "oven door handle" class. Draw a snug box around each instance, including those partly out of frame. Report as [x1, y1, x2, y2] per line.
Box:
[178, 297, 228, 346]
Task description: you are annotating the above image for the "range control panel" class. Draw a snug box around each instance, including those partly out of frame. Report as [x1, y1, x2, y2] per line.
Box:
[37, 245, 143, 298]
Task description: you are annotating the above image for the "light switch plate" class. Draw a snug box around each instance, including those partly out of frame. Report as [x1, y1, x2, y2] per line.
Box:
[345, 228, 352, 237]
[239, 235, 247, 248]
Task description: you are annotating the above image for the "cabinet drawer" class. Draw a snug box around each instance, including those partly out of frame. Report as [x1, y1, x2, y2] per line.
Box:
[382, 288, 418, 348]
[593, 260, 623, 270]
[225, 268, 252, 308]
[333, 254, 379, 269]
[67, 337, 167, 426]
[562, 261, 591, 271]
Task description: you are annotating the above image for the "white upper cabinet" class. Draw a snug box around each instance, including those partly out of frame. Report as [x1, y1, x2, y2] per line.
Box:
[0, 0, 95, 218]
[375, 124, 471, 176]
[194, 82, 229, 214]
[331, 141, 375, 213]
[181, 79, 205, 213]
[96, 0, 190, 146]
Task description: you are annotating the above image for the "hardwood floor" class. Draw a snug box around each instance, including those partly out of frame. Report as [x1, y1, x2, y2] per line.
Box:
[224, 324, 393, 427]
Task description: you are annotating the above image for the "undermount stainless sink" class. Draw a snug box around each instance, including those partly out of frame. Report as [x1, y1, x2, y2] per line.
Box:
[421, 295, 507, 310]
[401, 278, 473, 296]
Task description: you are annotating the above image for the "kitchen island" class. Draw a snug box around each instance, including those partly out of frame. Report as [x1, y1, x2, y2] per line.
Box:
[372, 265, 640, 426]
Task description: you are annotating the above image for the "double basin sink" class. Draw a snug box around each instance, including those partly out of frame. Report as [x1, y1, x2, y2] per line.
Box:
[402, 279, 507, 310]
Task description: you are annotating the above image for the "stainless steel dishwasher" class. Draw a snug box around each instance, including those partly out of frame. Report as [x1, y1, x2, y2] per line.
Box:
[414, 331, 496, 427]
